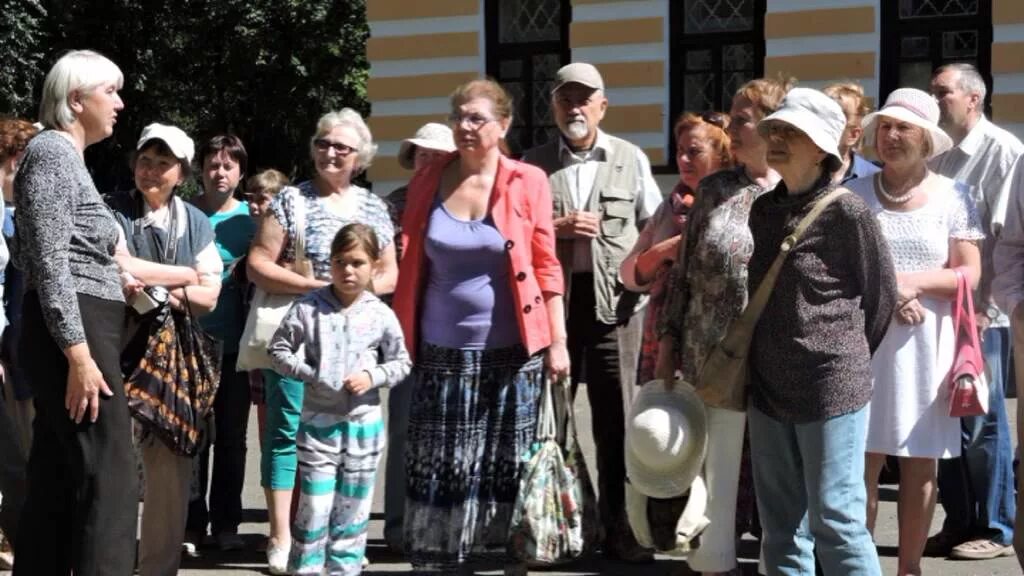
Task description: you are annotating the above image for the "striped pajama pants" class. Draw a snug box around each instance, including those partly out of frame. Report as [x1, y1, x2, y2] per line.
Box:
[289, 406, 385, 576]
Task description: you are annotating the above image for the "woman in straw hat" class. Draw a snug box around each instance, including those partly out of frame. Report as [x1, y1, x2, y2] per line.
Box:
[747, 87, 897, 575]
[848, 87, 983, 576]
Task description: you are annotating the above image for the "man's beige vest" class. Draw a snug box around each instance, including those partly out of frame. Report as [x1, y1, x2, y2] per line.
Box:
[522, 134, 646, 325]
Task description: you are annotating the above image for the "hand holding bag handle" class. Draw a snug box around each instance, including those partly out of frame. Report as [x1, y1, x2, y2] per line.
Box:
[236, 186, 311, 371]
[947, 267, 989, 417]
[696, 188, 849, 411]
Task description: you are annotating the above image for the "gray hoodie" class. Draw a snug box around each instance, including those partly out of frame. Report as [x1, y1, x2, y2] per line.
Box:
[269, 286, 411, 417]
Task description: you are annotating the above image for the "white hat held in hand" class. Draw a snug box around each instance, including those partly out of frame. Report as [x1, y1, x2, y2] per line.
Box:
[861, 87, 953, 160]
[758, 87, 846, 164]
[398, 122, 455, 169]
[137, 123, 195, 164]
[625, 378, 708, 499]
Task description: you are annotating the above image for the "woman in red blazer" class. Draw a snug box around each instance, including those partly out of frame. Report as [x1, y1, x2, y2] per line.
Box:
[392, 79, 569, 575]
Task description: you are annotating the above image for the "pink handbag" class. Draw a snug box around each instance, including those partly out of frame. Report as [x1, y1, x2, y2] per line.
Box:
[947, 267, 989, 417]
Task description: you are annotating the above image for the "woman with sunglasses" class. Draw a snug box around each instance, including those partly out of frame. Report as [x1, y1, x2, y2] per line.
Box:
[655, 78, 793, 576]
[246, 108, 395, 573]
[622, 111, 731, 385]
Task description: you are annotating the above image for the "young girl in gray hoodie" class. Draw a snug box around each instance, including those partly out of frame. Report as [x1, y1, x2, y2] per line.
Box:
[269, 223, 411, 575]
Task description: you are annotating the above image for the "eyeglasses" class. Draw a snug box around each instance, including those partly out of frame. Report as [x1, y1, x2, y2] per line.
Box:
[700, 111, 729, 129]
[447, 113, 496, 129]
[313, 138, 357, 155]
[761, 123, 801, 139]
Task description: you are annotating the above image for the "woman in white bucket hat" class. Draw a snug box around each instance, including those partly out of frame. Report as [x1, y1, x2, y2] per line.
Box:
[847, 88, 983, 576]
[747, 87, 898, 575]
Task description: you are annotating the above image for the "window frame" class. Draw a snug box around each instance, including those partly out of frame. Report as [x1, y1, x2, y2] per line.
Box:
[879, 0, 993, 110]
[484, 0, 572, 156]
[665, 0, 766, 174]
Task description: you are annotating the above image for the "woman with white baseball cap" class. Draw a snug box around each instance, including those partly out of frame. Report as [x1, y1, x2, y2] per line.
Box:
[107, 121, 224, 576]
[847, 88, 982, 576]
[746, 87, 898, 575]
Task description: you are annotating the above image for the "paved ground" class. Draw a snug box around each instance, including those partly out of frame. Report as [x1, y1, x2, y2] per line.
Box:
[5, 387, 1019, 575]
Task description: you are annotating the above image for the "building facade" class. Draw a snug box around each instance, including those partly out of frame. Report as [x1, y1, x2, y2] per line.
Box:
[365, 0, 1024, 193]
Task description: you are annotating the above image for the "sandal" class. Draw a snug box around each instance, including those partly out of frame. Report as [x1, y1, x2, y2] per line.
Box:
[949, 538, 1014, 560]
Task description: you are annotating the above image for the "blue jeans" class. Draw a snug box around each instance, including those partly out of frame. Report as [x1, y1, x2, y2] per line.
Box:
[937, 326, 1016, 544]
[749, 405, 881, 576]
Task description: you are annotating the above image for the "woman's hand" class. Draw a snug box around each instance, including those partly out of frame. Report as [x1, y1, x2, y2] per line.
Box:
[545, 340, 570, 384]
[895, 272, 921, 307]
[896, 298, 927, 326]
[64, 344, 112, 424]
[636, 235, 682, 285]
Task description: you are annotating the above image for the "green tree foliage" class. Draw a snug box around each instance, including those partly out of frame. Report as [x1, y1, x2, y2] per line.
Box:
[4, 0, 369, 192]
[0, 0, 47, 116]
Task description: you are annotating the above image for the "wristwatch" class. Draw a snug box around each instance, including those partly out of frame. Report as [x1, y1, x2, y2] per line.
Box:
[986, 305, 1001, 321]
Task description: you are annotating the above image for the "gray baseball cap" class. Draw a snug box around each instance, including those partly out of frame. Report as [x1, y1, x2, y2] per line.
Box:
[551, 62, 605, 94]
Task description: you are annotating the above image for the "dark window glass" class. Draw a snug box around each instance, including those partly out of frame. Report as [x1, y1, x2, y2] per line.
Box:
[486, 0, 570, 156]
[881, 0, 991, 103]
[668, 0, 764, 170]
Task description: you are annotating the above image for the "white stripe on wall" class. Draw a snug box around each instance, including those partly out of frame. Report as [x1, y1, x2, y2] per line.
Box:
[570, 43, 665, 64]
[994, 24, 1024, 43]
[377, 142, 403, 157]
[370, 57, 480, 79]
[797, 78, 878, 97]
[370, 15, 480, 38]
[615, 132, 666, 149]
[766, 33, 878, 57]
[767, 0, 876, 13]
[371, 97, 451, 117]
[993, 73, 1024, 94]
[572, 0, 665, 22]
[371, 180, 407, 196]
[605, 86, 667, 106]
[1001, 124, 1024, 142]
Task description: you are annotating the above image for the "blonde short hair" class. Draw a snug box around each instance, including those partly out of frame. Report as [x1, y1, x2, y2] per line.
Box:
[310, 108, 377, 173]
[38, 50, 124, 130]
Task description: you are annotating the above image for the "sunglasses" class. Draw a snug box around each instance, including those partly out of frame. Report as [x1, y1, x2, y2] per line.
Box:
[700, 111, 729, 129]
[313, 138, 357, 155]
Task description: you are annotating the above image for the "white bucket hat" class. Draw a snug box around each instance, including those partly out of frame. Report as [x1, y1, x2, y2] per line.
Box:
[757, 87, 845, 164]
[137, 122, 194, 164]
[625, 379, 708, 499]
[398, 122, 455, 169]
[861, 87, 953, 160]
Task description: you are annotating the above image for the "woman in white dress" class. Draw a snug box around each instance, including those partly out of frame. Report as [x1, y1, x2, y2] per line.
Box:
[848, 88, 983, 576]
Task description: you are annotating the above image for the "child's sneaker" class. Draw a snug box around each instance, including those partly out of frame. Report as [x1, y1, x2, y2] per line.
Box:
[266, 539, 290, 575]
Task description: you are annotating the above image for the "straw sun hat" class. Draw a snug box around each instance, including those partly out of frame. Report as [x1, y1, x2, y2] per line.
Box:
[860, 87, 953, 160]
[397, 122, 455, 169]
[625, 379, 708, 500]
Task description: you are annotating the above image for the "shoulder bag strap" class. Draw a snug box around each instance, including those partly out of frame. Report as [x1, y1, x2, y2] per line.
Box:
[721, 189, 849, 349]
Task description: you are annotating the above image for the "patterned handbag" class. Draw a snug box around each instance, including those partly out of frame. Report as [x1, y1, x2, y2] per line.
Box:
[508, 378, 598, 565]
[947, 267, 989, 417]
[124, 292, 222, 456]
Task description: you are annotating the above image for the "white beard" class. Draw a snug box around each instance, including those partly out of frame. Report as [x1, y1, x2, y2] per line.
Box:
[564, 119, 589, 141]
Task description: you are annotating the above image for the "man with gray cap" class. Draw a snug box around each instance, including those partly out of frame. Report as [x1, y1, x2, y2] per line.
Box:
[929, 62, 1023, 561]
[522, 61, 662, 562]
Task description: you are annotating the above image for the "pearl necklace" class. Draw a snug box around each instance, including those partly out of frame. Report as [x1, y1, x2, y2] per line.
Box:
[876, 174, 916, 204]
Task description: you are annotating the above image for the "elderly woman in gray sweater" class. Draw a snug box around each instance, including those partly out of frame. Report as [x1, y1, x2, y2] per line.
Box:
[12, 50, 138, 575]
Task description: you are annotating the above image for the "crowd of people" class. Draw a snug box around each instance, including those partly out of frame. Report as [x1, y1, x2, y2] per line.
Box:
[0, 48, 1021, 576]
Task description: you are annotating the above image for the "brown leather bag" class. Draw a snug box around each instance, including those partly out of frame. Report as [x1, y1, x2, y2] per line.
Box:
[696, 189, 848, 411]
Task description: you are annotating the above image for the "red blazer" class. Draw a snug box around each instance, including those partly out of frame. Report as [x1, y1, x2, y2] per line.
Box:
[393, 153, 564, 361]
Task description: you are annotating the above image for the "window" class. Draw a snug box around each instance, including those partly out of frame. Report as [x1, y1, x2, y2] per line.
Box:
[485, 0, 571, 156]
[668, 0, 765, 167]
[880, 0, 992, 102]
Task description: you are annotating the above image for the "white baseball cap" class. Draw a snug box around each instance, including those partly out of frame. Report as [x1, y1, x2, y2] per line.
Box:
[758, 87, 846, 164]
[137, 123, 195, 164]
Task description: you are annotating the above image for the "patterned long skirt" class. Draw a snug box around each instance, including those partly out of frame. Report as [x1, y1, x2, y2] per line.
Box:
[404, 343, 544, 574]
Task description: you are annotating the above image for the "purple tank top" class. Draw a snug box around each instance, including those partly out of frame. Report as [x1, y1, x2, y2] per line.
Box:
[420, 199, 520, 350]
